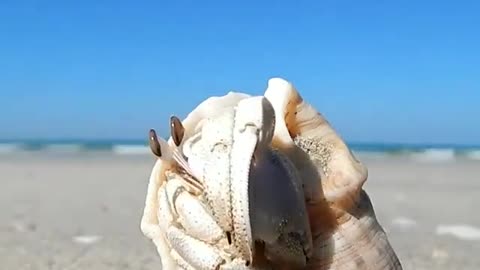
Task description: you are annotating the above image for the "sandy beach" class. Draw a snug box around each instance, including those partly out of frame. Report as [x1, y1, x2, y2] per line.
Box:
[1, 153, 479, 270]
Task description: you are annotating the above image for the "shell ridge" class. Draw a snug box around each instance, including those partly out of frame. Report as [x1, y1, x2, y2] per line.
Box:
[230, 105, 255, 262]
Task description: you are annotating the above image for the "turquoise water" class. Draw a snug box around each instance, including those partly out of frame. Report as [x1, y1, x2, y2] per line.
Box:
[0, 139, 479, 160]
[0, 139, 145, 151]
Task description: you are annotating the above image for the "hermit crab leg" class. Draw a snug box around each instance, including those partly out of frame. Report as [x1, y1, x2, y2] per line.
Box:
[148, 128, 203, 192]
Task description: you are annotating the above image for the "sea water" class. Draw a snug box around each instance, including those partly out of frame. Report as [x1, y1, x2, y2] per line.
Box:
[0, 139, 479, 161]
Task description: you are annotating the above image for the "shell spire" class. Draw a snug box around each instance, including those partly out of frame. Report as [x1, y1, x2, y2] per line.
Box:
[264, 78, 367, 210]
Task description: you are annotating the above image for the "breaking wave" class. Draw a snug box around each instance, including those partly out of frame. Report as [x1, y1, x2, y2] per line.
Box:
[0, 140, 478, 161]
[410, 148, 456, 162]
[111, 145, 151, 155]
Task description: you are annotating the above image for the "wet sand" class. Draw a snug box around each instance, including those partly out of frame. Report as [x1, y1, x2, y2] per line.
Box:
[1, 153, 479, 269]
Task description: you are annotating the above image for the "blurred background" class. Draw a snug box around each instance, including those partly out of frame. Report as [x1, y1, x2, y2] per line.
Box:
[1, 1, 479, 269]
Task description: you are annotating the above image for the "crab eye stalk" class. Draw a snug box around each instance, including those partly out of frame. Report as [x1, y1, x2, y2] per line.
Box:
[149, 129, 162, 157]
[170, 115, 185, 147]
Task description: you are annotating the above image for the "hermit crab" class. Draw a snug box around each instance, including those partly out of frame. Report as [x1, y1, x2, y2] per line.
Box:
[140, 78, 402, 269]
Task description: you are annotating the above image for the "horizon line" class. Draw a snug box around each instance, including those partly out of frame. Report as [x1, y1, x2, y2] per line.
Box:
[0, 138, 479, 148]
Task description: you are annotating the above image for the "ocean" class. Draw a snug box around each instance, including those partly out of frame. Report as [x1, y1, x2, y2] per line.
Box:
[0, 139, 479, 161]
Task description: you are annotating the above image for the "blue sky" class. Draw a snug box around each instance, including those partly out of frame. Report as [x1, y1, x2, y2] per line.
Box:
[1, 0, 479, 144]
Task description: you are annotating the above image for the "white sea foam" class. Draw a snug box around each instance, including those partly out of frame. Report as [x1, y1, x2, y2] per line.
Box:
[410, 148, 456, 162]
[0, 143, 20, 153]
[465, 150, 480, 160]
[435, 224, 480, 241]
[112, 145, 150, 155]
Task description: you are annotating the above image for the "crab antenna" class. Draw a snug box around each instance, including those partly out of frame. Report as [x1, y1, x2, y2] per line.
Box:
[149, 129, 162, 157]
[150, 123, 202, 190]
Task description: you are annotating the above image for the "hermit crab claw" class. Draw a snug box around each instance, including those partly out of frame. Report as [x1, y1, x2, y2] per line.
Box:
[264, 78, 402, 270]
[233, 97, 313, 268]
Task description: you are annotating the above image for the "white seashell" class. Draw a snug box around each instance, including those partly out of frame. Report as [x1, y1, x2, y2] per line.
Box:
[264, 78, 402, 269]
[140, 78, 402, 269]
